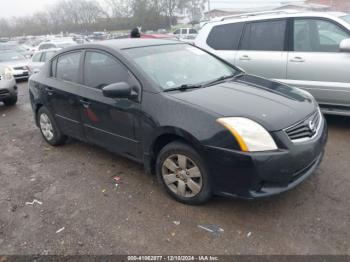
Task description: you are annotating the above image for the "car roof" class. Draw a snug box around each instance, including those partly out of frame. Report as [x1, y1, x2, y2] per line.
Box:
[208, 10, 349, 26]
[76, 39, 184, 50]
[35, 48, 61, 54]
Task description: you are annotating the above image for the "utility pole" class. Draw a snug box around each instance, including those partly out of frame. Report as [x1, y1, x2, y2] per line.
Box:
[208, 0, 211, 12]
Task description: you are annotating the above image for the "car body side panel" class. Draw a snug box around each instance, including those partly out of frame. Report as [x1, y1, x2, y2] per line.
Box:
[31, 76, 85, 140]
[234, 51, 288, 79]
[78, 87, 141, 159]
[285, 52, 350, 106]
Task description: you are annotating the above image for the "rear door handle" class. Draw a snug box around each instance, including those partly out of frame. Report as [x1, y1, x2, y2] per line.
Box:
[80, 99, 91, 108]
[290, 57, 305, 63]
[239, 55, 251, 61]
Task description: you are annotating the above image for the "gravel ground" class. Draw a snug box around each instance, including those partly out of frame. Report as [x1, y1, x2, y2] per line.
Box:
[0, 82, 349, 255]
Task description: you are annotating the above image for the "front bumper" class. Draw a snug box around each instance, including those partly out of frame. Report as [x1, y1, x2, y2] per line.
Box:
[204, 115, 328, 199]
[13, 70, 29, 80]
[0, 79, 17, 101]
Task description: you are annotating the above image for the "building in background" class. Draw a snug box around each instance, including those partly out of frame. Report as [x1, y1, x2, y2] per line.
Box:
[275, 2, 330, 11]
[204, 9, 238, 20]
[306, 0, 350, 11]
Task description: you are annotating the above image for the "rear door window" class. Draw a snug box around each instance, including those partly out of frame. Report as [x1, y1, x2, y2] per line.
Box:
[56, 51, 82, 83]
[240, 19, 287, 51]
[207, 22, 244, 50]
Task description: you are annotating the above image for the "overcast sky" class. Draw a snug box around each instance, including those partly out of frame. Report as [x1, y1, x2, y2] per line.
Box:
[0, 0, 305, 18]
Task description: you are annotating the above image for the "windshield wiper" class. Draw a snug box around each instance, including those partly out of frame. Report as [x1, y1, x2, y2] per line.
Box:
[164, 84, 202, 92]
[203, 72, 245, 87]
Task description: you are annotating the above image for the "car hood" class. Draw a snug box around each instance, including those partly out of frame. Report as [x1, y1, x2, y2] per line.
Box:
[0, 60, 29, 68]
[168, 75, 317, 131]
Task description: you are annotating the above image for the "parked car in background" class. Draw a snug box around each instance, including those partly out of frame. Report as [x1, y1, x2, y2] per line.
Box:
[29, 49, 60, 74]
[196, 10, 350, 116]
[37, 41, 76, 51]
[0, 43, 33, 58]
[0, 64, 18, 106]
[141, 33, 175, 39]
[29, 39, 327, 204]
[173, 28, 198, 39]
[0, 51, 30, 80]
[157, 29, 168, 34]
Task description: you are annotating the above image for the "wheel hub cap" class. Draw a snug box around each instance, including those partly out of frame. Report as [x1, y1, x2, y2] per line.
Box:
[162, 154, 203, 198]
[39, 113, 54, 141]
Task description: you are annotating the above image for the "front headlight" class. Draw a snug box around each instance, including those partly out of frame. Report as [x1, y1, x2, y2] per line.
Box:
[217, 117, 278, 152]
[3, 67, 13, 80]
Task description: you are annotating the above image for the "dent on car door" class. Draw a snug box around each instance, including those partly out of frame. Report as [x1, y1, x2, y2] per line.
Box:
[47, 51, 84, 139]
[286, 18, 350, 106]
[79, 51, 141, 159]
[234, 19, 288, 80]
[206, 22, 244, 64]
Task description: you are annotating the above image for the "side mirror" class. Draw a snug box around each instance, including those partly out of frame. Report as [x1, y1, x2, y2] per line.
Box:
[102, 82, 133, 99]
[340, 39, 350, 52]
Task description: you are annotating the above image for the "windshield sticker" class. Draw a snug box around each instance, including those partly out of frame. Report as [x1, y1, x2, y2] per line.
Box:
[166, 81, 176, 87]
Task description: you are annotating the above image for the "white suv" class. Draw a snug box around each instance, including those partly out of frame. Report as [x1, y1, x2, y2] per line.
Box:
[196, 10, 350, 116]
[173, 28, 198, 39]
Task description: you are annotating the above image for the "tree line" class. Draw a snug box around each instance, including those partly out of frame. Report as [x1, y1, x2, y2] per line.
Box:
[0, 0, 207, 37]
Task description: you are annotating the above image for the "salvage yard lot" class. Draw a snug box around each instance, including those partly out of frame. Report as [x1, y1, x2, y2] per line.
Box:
[0, 82, 349, 255]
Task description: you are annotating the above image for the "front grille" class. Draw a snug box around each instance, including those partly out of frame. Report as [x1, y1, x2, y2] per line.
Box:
[285, 109, 322, 142]
[13, 66, 27, 70]
[0, 89, 10, 95]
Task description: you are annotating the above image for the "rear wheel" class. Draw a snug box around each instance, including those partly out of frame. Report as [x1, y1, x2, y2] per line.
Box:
[156, 141, 212, 205]
[37, 106, 66, 146]
[3, 96, 17, 106]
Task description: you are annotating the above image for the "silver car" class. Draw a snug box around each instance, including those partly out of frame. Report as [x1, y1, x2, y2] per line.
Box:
[0, 65, 17, 106]
[0, 51, 30, 80]
[196, 11, 350, 116]
[29, 49, 60, 74]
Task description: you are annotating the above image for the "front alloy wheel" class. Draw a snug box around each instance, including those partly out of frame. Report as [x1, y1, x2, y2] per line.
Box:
[157, 141, 212, 205]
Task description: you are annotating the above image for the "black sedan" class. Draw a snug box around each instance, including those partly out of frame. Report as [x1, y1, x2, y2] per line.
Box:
[29, 39, 327, 204]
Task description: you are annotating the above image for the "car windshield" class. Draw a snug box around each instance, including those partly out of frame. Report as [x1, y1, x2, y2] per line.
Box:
[340, 15, 350, 24]
[8, 45, 27, 52]
[123, 44, 236, 90]
[0, 51, 25, 62]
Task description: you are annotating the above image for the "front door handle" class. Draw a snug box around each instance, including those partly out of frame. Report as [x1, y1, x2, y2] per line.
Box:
[80, 99, 91, 108]
[290, 57, 305, 63]
[239, 55, 251, 61]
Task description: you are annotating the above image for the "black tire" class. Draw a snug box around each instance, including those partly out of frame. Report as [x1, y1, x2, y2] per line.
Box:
[3, 96, 17, 106]
[156, 141, 212, 205]
[37, 106, 67, 146]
